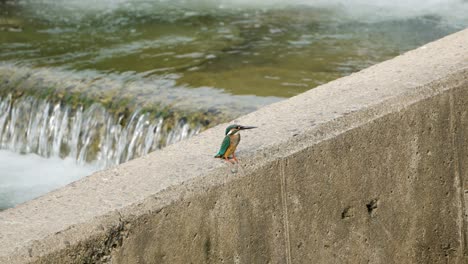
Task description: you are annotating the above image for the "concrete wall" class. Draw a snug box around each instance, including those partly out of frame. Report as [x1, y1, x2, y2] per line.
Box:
[0, 29, 467, 264]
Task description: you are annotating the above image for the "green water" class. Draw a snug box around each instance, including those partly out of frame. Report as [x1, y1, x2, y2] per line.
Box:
[1, 0, 466, 101]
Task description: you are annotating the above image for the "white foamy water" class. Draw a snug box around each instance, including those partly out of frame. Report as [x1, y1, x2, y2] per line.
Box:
[0, 93, 202, 209]
[0, 150, 97, 210]
[0, 94, 201, 169]
[17, 0, 468, 24]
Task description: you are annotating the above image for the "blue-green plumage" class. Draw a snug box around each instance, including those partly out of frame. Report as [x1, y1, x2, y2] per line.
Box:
[215, 136, 231, 158]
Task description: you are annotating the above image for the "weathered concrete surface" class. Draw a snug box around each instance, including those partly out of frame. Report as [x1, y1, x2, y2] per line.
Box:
[0, 28, 467, 263]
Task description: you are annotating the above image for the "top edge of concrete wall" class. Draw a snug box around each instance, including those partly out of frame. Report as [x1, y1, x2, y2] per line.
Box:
[0, 28, 468, 263]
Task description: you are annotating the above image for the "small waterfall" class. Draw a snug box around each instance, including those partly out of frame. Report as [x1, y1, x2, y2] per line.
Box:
[0, 94, 201, 169]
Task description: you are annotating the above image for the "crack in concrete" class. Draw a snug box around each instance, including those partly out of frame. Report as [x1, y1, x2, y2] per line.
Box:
[449, 92, 467, 257]
[280, 158, 292, 264]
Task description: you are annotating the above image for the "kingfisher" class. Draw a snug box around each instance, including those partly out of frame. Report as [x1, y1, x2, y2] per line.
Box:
[215, 124, 256, 163]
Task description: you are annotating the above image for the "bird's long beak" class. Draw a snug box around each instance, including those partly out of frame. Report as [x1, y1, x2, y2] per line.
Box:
[239, 125, 257, 130]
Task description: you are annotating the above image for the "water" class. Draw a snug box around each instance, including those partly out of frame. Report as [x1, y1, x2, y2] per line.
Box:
[0, 93, 201, 209]
[0, 94, 201, 167]
[2, 0, 467, 97]
[1, 0, 467, 208]
[0, 149, 97, 210]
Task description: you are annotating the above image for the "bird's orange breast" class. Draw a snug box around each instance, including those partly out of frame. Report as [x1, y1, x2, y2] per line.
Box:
[223, 134, 240, 158]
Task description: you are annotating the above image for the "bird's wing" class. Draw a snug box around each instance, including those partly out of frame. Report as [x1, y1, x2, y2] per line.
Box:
[215, 136, 230, 157]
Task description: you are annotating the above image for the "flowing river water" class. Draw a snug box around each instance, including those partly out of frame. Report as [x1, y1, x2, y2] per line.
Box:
[0, 0, 467, 209]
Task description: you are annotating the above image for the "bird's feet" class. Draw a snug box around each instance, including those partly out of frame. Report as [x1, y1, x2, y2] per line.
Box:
[224, 157, 236, 164]
[224, 157, 239, 173]
[232, 153, 239, 163]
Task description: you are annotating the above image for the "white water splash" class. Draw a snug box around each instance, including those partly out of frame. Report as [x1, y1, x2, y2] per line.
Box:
[0, 150, 97, 210]
[15, 0, 468, 25]
[0, 94, 200, 169]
